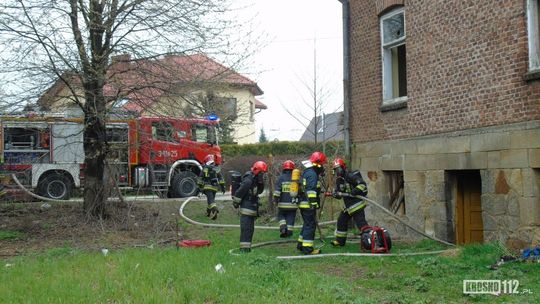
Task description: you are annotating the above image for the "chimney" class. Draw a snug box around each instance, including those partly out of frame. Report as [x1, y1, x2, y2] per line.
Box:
[111, 53, 131, 63]
[110, 54, 131, 74]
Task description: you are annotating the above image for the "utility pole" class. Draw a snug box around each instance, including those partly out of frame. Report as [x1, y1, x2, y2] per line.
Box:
[322, 113, 326, 154]
[313, 36, 318, 144]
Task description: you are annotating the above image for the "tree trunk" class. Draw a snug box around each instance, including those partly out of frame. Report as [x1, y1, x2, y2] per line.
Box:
[82, 80, 109, 218]
[266, 154, 277, 217]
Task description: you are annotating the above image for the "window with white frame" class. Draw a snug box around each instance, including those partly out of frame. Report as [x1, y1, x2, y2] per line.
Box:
[380, 7, 407, 102]
[249, 100, 254, 121]
[528, 0, 540, 71]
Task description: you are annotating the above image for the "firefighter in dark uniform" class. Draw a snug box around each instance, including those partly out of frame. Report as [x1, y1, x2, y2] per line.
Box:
[330, 158, 369, 247]
[0, 156, 6, 200]
[232, 161, 268, 253]
[297, 151, 327, 255]
[273, 160, 297, 238]
[200, 154, 225, 220]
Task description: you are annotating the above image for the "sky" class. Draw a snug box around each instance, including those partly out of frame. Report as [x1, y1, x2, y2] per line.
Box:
[237, 0, 344, 141]
[0, 0, 343, 142]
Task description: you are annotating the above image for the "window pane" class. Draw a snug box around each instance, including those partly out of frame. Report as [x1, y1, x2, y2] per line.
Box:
[397, 45, 407, 97]
[213, 97, 237, 119]
[106, 126, 128, 143]
[192, 125, 208, 143]
[537, 0, 540, 51]
[152, 122, 177, 142]
[528, 0, 540, 69]
[383, 12, 404, 45]
[223, 98, 237, 118]
[390, 45, 407, 99]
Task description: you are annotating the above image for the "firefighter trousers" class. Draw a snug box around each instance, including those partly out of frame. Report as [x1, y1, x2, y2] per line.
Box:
[334, 208, 368, 246]
[204, 190, 217, 210]
[277, 207, 297, 235]
[298, 208, 317, 253]
[239, 199, 258, 249]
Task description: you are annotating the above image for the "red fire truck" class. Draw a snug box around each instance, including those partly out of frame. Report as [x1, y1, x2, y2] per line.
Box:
[0, 114, 221, 199]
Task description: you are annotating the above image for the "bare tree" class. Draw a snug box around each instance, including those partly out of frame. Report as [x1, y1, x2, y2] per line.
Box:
[0, 0, 257, 217]
[150, 87, 260, 145]
[283, 39, 342, 145]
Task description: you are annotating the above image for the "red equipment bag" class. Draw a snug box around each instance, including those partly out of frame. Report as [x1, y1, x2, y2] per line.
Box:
[178, 240, 212, 248]
[360, 226, 392, 253]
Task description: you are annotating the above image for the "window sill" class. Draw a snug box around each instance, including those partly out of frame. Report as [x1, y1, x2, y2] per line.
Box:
[380, 97, 408, 112]
[524, 69, 540, 82]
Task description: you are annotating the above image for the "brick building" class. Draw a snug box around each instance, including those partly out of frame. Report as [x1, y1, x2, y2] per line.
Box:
[343, 0, 540, 246]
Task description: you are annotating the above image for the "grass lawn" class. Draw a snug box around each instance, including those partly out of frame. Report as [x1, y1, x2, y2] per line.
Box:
[1, 198, 539, 303]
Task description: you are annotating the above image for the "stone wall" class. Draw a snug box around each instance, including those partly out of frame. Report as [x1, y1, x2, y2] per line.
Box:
[352, 121, 540, 246]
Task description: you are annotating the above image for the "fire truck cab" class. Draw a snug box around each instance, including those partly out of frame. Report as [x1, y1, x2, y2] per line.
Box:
[0, 115, 221, 200]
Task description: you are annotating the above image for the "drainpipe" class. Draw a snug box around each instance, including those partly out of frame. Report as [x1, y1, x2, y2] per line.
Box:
[338, 0, 351, 162]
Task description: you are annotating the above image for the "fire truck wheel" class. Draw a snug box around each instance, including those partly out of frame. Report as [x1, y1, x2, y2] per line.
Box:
[38, 173, 73, 200]
[171, 171, 199, 198]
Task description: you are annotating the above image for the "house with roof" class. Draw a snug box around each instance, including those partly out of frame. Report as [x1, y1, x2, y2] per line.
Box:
[38, 53, 267, 144]
[339, 0, 540, 247]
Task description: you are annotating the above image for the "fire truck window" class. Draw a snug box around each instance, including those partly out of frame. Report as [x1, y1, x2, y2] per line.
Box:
[152, 122, 177, 143]
[106, 127, 128, 143]
[4, 127, 43, 150]
[177, 130, 187, 138]
[192, 125, 208, 143]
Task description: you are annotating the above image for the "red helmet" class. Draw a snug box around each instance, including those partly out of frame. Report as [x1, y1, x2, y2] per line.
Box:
[251, 161, 268, 175]
[203, 154, 215, 165]
[282, 160, 295, 170]
[309, 151, 327, 165]
[333, 158, 346, 170]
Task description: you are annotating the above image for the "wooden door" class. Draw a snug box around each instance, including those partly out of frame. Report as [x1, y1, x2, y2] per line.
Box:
[456, 172, 483, 244]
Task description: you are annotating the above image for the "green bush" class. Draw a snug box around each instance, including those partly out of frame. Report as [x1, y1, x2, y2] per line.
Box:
[221, 141, 345, 158]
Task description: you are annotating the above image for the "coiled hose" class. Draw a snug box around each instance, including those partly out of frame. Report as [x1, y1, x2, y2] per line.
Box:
[178, 196, 456, 259]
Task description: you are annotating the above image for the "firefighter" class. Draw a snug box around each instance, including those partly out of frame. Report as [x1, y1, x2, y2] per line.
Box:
[232, 161, 268, 253]
[273, 160, 297, 238]
[297, 151, 327, 255]
[330, 158, 369, 247]
[200, 154, 225, 220]
[0, 156, 5, 200]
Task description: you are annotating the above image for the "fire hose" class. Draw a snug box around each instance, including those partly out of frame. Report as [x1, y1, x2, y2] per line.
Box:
[179, 194, 454, 246]
[12, 174, 455, 259]
[178, 196, 456, 259]
[178, 196, 336, 230]
[333, 192, 455, 247]
[11, 173, 181, 204]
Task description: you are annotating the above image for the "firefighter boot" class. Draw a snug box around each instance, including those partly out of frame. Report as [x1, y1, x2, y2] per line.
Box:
[279, 225, 288, 238]
[297, 241, 303, 251]
[301, 246, 321, 255]
[206, 206, 219, 220]
[285, 230, 293, 238]
[331, 239, 345, 247]
[209, 207, 219, 220]
[239, 248, 251, 254]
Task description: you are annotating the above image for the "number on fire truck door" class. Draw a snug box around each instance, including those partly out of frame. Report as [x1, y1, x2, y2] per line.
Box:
[157, 150, 178, 158]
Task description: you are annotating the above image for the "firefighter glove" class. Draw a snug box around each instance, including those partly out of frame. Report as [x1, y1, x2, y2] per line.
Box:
[232, 196, 241, 208]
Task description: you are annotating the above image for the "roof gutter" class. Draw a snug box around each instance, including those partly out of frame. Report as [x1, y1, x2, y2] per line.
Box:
[338, 0, 351, 162]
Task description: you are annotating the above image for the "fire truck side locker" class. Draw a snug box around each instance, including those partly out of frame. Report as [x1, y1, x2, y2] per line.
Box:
[31, 122, 84, 199]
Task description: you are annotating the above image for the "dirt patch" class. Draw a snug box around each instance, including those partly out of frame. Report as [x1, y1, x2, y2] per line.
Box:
[316, 264, 365, 282]
[0, 200, 189, 258]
